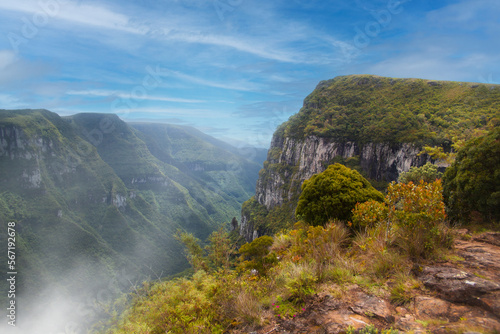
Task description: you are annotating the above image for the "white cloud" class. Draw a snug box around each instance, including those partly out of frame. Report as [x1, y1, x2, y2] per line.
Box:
[0, 0, 147, 34]
[115, 107, 228, 119]
[163, 31, 300, 63]
[163, 70, 263, 92]
[426, 0, 500, 29]
[360, 50, 500, 83]
[0, 50, 16, 70]
[0, 0, 351, 66]
[0, 93, 25, 108]
[66, 89, 206, 103]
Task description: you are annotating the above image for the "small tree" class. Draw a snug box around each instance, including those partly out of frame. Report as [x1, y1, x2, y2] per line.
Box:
[352, 179, 452, 259]
[175, 230, 208, 272]
[443, 128, 500, 224]
[206, 227, 235, 271]
[398, 162, 442, 184]
[387, 180, 451, 258]
[296, 163, 384, 226]
[238, 236, 276, 275]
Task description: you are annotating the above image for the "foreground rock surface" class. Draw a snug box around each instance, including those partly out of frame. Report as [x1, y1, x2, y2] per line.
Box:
[232, 232, 500, 334]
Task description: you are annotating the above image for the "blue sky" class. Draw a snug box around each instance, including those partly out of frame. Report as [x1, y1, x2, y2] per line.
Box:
[0, 0, 499, 147]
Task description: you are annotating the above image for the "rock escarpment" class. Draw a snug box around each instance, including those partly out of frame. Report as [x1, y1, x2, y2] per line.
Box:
[256, 135, 426, 210]
[239, 75, 500, 241]
[240, 134, 428, 242]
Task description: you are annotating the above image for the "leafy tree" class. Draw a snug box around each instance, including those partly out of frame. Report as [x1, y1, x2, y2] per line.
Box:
[238, 236, 276, 275]
[206, 227, 235, 271]
[296, 163, 384, 225]
[398, 162, 443, 184]
[443, 128, 500, 223]
[386, 180, 451, 258]
[175, 230, 208, 272]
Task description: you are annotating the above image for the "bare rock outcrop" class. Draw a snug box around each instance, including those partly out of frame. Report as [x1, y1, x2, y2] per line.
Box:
[232, 232, 500, 334]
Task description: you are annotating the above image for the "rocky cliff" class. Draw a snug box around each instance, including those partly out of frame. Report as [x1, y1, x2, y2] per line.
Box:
[240, 135, 429, 242]
[240, 75, 500, 241]
[255, 135, 427, 210]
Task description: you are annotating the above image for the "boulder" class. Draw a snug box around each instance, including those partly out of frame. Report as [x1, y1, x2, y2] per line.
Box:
[412, 265, 500, 310]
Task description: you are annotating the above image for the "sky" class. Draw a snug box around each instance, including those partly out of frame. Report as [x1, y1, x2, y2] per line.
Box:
[0, 0, 499, 147]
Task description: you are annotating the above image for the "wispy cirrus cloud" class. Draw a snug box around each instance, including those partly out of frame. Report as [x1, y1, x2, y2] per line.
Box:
[160, 31, 302, 64]
[66, 89, 206, 103]
[0, 93, 25, 108]
[113, 107, 229, 119]
[163, 70, 264, 92]
[1, 0, 497, 146]
[0, 0, 147, 34]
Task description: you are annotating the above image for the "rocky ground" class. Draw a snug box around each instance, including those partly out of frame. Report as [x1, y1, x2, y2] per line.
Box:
[240, 231, 500, 334]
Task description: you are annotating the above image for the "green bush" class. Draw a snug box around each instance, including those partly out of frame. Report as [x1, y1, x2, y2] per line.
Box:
[352, 200, 389, 230]
[387, 180, 452, 258]
[296, 163, 384, 226]
[238, 236, 277, 275]
[398, 162, 443, 184]
[107, 271, 223, 334]
[443, 128, 500, 224]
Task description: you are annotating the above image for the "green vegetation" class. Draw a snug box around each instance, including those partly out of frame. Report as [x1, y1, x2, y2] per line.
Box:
[443, 128, 500, 224]
[398, 162, 443, 184]
[296, 163, 384, 225]
[0, 109, 260, 324]
[284, 75, 499, 145]
[238, 236, 276, 275]
[4, 75, 499, 333]
[242, 75, 499, 238]
[101, 176, 455, 333]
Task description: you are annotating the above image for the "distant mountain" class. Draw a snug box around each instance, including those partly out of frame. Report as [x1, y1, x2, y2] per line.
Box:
[0, 109, 261, 332]
[137, 122, 268, 166]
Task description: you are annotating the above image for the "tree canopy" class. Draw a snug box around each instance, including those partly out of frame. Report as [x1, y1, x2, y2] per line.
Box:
[443, 128, 500, 223]
[398, 162, 443, 184]
[295, 163, 384, 225]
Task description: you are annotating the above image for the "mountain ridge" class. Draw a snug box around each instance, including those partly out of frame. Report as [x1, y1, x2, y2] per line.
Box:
[239, 75, 500, 241]
[0, 109, 261, 333]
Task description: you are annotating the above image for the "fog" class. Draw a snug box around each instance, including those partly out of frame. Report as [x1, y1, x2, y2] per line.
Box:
[1, 245, 171, 334]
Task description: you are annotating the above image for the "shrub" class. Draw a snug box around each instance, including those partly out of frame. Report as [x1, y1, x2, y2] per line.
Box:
[387, 180, 452, 258]
[114, 271, 223, 334]
[443, 128, 500, 224]
[296, 163, 384, 226]
[352, 200, 389, 231]
[398, 162, 443, 184]
[238, 236, 277, 275]
[274, 261, 317, 303]
[212, 271, 266, 327]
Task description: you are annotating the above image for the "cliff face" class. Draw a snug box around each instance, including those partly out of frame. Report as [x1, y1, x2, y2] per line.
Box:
[255, 135, 426, 210]
[240, 75, 500, 242]
[0, 125, 45, 188]
[240, 135, 428, 241]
